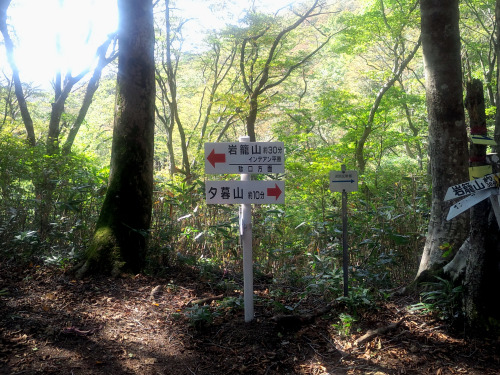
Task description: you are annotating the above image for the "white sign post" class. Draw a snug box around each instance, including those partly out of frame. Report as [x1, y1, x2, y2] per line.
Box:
[205, 181, 284, 204]
[205, 142, 284, 174]
[239, 136, 253, 323]
[204, 137, 285, 322]
[329, 166, 358, 297]
[329, 170, 358, 193]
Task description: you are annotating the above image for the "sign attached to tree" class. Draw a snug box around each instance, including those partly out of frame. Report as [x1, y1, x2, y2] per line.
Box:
[471, 134, 497, 145]
[445, 173, 500, 225]
[444, 173, 500, 201]
[469, 165, 493, 180]
[204, 142, 285, 174]
[446, 188, 495, 220]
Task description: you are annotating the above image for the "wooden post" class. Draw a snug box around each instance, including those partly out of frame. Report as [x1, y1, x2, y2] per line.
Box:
[341, 164, 349, 297]
[239, 135, 254, 322]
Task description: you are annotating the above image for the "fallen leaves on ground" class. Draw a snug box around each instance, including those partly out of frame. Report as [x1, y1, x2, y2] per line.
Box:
[0, 262, 499, 374]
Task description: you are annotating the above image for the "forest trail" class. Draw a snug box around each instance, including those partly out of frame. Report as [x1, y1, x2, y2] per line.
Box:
[0, 263, 499, 375]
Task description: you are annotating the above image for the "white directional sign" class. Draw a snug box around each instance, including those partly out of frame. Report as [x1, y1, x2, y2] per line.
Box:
[204, 142, 285, 174]
[446, 188, 495, 220]
[205, 180, 285, 204]
[444, 173, 500, 201]
[329, 170, 358, 193]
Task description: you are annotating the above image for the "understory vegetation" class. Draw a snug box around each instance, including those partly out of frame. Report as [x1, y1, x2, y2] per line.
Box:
[1, 0, 495, 329]
[0, 131, 430, 322]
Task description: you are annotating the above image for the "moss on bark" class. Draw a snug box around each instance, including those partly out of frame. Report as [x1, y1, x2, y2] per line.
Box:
[78, 0, 155, 278]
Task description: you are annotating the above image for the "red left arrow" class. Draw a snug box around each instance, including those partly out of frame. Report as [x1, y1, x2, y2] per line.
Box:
[267, 183, 282, 200]
[207, 149, 226, 168]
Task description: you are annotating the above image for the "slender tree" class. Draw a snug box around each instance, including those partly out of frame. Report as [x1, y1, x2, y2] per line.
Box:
[79, 0, 155, 276]
[0, 0, 117, 237]
[239, 0, 333, 142]
[155, 0, 190, 178]
[0, 0, 35, 146]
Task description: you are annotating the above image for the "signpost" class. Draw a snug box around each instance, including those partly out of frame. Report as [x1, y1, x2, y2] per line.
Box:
[205, 180, 284, 204]
[329, 170, 358, 193]
[205, 137, 285, 322]
[330, 165, 358, 297]
[204, 142, 285, 174]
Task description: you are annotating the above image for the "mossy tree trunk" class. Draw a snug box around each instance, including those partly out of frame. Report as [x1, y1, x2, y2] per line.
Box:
[81, 0, 155, 276]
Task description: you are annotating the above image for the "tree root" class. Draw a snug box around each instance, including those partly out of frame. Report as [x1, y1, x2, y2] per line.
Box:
[187, 294, 225, 306]
[354, 317, 406, 346]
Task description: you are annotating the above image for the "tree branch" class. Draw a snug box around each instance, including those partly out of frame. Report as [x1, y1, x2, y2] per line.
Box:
[0, 0, 35, 146]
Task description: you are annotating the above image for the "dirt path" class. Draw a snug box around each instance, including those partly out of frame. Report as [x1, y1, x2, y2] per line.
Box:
[1, 263, 499, 374]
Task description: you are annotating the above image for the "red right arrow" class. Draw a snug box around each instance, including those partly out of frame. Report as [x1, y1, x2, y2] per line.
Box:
[207, 149, 226, 168]
[267, 183, 282, 200]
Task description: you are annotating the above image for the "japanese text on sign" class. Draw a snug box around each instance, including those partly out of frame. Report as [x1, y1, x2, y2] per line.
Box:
[444, 173, 500, 201]
[228, 143, 283, 157]
[205, 180, 285, 204]
[204, 142, 285, 174]
[329, 170, 358, 193]
[332, 172, 355, 179]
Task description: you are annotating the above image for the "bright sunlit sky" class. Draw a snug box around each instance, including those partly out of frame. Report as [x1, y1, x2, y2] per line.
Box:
[2, 0, 298, 86]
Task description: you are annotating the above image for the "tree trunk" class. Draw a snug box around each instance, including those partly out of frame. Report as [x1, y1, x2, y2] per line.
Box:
[494, 0, 500, 152]
[354, 35, 421, 173]
[416, 0, 469, 280]
[0, 0, 35, 146]
[463, 79, 500, 330]
[463, 197, 500, 331]
[246, 95, 258, 142]
[80, 0, 155, 276]
[239, 0, 329, 142]
[63, 35, 118, 155]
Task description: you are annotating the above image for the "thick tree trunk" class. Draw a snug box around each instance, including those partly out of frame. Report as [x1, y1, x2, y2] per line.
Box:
[416, 0, 469, 280]
[80, 0, 155, 276]
[463, 80, 500, 330]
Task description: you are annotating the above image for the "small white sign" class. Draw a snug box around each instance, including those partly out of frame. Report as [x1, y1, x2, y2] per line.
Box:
[444, 173, 500, 201]
[204, 142, 285, 174]
[446, 188, 494, 220]
[329, 170, 358, 193]
[205, 180, 285, 204]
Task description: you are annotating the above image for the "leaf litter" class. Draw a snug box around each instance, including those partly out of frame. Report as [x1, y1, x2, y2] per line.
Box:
[0, 262, 499, 374]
